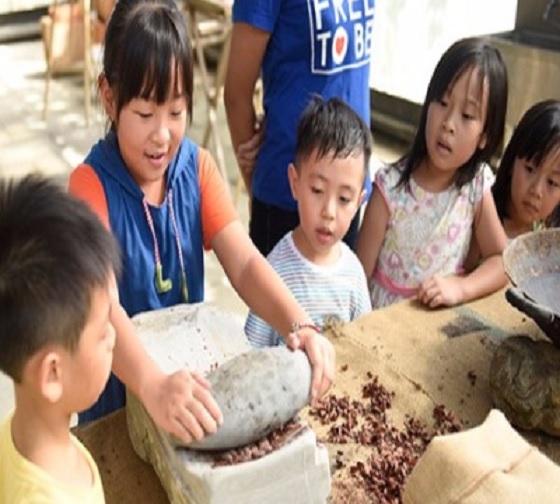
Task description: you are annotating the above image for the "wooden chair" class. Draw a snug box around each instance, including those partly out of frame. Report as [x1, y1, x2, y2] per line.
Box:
[185, 0, 233, 195]
[42, 0, 93, 124]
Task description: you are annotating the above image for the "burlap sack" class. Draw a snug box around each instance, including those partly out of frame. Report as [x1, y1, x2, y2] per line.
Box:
[304, 288, 560, 502]
[402, 409, 560, 504]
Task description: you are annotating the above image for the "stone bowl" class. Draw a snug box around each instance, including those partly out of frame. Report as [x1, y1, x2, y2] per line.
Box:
[503, 229, 560, 344]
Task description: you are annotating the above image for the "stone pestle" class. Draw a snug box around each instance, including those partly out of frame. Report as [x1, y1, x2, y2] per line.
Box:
[183, 346, 312, 451]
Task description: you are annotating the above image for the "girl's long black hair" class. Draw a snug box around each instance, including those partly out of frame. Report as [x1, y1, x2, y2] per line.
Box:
[493, 99, 560, 225]
[103, 0, 194, 123]
[396, 37, 508, 191]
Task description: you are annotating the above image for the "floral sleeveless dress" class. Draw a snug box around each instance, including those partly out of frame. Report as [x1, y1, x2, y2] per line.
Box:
[370, 161, 494, 309]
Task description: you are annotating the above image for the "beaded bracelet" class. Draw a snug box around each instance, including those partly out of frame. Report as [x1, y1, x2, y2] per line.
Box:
[290, 322, 321, 334]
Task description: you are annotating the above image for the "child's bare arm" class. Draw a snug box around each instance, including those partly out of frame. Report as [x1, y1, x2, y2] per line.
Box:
[462, 228, 482, 273]
[418, 253, 506, 308]
[418, 191, 508, 307]
[355, 189, 389, 280]
[466, 189, 509, 296]
[110, 300, 223, 444]
[211, 220, 335, 404]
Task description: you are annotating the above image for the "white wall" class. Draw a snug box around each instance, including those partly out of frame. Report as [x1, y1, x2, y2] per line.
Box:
[370, 0, 518, 104]
[0, 0, 50, 15]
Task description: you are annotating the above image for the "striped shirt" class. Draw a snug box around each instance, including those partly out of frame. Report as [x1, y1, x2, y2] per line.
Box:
[245, 232, 372, 347]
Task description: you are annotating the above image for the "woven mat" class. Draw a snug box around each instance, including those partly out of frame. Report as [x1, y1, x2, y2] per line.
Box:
[304, 287, 560, 502]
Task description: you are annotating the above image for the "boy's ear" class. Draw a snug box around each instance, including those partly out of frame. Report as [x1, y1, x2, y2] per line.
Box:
[99, 73, 116, 122]
[478, 131, 488, 150]
[288, 163, 299, 200]
[38, 351, 64, 404]
[358, 189, 367, 209]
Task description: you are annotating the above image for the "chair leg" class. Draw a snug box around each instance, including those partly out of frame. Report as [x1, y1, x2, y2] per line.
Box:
[42, 57, 53, 121]
[43, 0, 92, 124]
[202, 115, 212, 148]
[188, 6, 233, 196]
[43, 0, 59, 121]
[209, 106, 228, 189]
[82, 0, 92, 125]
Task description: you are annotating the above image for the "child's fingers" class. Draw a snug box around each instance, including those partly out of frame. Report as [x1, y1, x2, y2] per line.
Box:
[299, 333, 335, 404]
[428, 293, 443, 308]
[169, 417, 194, 444]
[314, 343, 335, 404]
[178, 407, 206, 442]
[187, 396, 221, 437]
[191, 371, 211, 389]
[191, 377, 223, 427]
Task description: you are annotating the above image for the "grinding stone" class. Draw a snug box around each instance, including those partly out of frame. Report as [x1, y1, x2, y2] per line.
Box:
[126, 303, 331, 503]
[503, 229, 560, 318]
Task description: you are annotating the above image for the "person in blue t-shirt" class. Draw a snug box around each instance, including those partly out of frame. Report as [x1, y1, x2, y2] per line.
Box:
[224, 0, 375, 256]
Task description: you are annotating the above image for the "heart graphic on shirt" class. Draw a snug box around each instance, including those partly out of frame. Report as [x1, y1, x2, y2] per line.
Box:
[332, 26, 348, 65]
[335, 34, 346, 55]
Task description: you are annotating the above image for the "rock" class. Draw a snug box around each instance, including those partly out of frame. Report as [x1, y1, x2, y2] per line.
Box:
[187, 346, 312, 450]
[489, 335, 560, 436]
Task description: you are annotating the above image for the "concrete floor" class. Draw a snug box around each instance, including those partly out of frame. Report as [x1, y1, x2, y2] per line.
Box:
[0, 37, 406, 420]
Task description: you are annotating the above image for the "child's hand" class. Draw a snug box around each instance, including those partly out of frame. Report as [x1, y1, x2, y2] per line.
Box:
[286, 328, 335, 406]
[141, 369, 223, 445]
[236, 117, 264, 179]
[417, 275, 464, 308]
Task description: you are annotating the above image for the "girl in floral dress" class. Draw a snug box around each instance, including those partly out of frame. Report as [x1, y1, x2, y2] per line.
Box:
[356, 37, 509, 309]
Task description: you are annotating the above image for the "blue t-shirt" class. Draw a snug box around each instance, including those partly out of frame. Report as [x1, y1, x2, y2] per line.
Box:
[233, 0, 375, 211]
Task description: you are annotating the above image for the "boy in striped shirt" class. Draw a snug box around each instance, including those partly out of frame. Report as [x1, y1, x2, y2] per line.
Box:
[245, 96, 372, 347]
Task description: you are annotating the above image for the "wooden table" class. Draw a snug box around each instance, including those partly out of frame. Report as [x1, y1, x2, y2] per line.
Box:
[75, 289, 560, 503]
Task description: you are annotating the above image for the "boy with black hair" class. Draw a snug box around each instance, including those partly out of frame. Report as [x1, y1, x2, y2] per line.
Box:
[0, 175, 120, 503]
[246, 96, 373, 347]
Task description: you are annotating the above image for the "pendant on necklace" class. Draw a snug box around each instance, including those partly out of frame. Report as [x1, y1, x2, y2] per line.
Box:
[155, 263, 173, 293]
